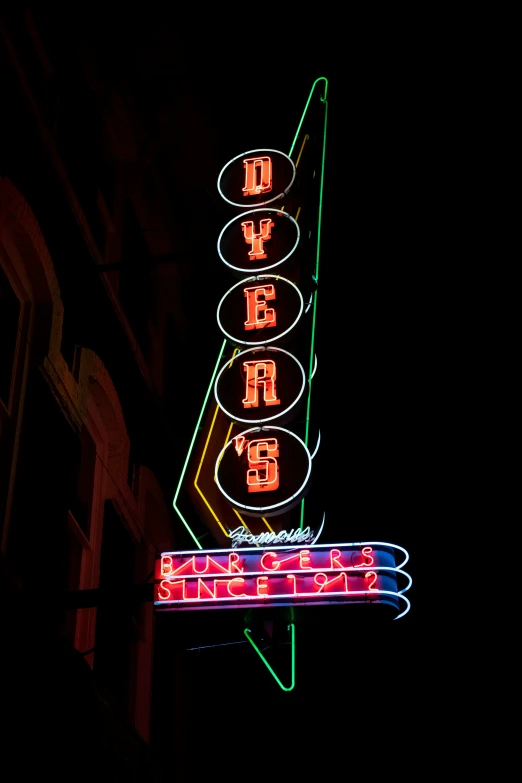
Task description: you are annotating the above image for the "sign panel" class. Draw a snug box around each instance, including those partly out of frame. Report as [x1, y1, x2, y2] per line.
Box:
[217, 275, 304, 346]
[217, 149, 296, 208]
[214, 346, 306, 425]
[154, 542, 409, 614]
[217, 208, 300, 274]
[215, 426, 312, 516]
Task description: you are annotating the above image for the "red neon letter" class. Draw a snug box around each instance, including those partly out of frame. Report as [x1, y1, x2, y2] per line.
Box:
[161, 556, 174, 576]
[260, 552, 280, 571]
[299, 550, 312, 569]
[330, 549, 343, 569]
[362, 547, 374, 567]
[198, 579, 215, 599]
[353, 547, 374, 569]
[166, 579, 188, 600]
[257, 576, 269, 596]
[246, 438, 279, 493]
[229, 552, 243, 573]
[242, 156, 272, 196]
[241, 219, 274, 261]
[244, 285, 276, 331]
[314, 573, 348, 593]
[158, 580, 172, 600]
[227, 578, 247, 597]
[365, 572, 378, 591]
[193, 556, 229, 574]
[242, 360, 280, 408]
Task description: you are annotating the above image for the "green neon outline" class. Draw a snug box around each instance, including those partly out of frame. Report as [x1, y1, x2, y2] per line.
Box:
[244, 623, 295, 692]
[293, 78, 328, 529]
[172, 338, 228, 548]
[289, 77, 328, 158]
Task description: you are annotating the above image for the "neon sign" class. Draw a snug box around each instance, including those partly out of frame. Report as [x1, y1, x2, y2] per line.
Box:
[217, 209, 299, 274]
[215, 426, 312, 515]
[155, 542, 411, 618]
[214, 346, 306, 425]
[217, 149, 295, 208]
[217, 275, 304, 346]
[167, 79, 412, 696]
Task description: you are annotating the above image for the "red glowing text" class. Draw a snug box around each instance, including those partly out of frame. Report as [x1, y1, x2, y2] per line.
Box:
[241, 219, 274, 261]
[243, 284, 276, 331]
[242, 360, 280, 409]
[246, 437, 279, 492]
[242, 156, 272, 196]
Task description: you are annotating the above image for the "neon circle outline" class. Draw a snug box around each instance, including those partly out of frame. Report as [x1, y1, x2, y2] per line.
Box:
[216, 274, 304, 346]
[217, 209, 300, 274]
[214, 347, 306, 424]
[215, 425, 312, 514]
[217, 148, 296, 208]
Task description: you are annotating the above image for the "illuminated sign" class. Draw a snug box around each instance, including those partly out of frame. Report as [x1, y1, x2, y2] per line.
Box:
[228, 525, 316, 547]
[217, 149, 296, 208]
[214, 346, 306, 424]
[217, 208, 299, 274]
[154, 542, 411, 618]
[215, 426, 311, 516]
[217, 275, 304, 346]
[167, 79, 411, 696]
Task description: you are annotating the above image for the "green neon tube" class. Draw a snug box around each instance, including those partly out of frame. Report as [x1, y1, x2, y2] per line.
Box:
[244, 623, 295, 692]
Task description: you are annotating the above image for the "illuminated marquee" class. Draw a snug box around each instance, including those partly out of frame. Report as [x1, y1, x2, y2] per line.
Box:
[154, 542, 411, 617]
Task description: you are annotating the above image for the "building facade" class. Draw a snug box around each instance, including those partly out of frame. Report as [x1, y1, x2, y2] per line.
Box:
[0, 8, 213, 778]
